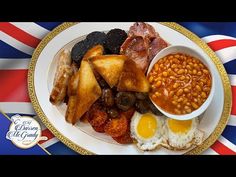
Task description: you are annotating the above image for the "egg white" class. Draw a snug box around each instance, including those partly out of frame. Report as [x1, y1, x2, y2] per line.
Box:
[130, 112, 164, 151]
[162, 117, 204, 150]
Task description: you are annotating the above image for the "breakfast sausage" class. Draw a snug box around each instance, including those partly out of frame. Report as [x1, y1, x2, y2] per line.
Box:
[50, 49, 72, 105]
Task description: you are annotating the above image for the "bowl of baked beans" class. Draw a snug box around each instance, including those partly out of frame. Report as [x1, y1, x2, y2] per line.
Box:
[147, 45, 215, 120]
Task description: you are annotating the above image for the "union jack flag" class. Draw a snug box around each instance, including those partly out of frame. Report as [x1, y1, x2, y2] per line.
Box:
[0, 22, 235, 155]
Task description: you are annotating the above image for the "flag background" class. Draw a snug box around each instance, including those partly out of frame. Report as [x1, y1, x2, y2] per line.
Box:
[0, 22, 235, 155]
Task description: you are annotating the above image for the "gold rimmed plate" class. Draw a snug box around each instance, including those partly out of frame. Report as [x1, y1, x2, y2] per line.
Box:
[28, 22, 232, 154]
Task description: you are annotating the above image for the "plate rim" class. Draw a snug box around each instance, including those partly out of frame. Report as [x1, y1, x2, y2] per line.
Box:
[28, 22, 232, 155]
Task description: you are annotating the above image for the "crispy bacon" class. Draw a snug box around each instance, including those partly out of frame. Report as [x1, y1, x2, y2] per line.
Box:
[120, 36, 149, 73]
[128, 22, 157, 40]
[149, 36, 168, 60]
[120, 22, 168, 73]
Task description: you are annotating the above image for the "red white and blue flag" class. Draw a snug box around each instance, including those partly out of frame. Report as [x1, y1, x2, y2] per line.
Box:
[0, 22, 235, 155]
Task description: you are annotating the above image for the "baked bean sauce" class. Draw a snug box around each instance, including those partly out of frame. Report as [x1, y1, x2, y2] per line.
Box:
[147, 53, 212, 115]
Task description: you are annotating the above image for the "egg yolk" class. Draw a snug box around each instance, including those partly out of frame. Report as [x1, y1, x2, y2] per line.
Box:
[168, 119, 192, 134]
[137, 113, 157, 139]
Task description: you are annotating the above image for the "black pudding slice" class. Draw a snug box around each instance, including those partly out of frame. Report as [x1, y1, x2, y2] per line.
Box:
[86, 31, 107, 46]
[105, 29, 127, 54]
[71, 40, 87, 66]
[71, 31, 107, 67]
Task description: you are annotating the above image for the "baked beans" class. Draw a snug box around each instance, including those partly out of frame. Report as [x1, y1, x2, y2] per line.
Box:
[148, 53, 212, 115]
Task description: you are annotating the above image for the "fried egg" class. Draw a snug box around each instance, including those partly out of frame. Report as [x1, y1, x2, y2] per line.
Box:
[162, 117, 204, 150]
[130, 112, 164, 151]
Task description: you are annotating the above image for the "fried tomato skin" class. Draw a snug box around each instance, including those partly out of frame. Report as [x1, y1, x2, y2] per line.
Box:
[121, 107, 135, 120]
[92, 123, 106, 133]
[112, 108, 135, 144]
[88, 108, 108, 127]
[104, 114, 127, 137]
[87, 101, 108, 127]
[112, 131, 133, 144]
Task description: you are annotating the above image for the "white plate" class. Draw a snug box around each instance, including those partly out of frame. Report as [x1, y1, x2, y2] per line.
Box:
[28, 22, 232, 154]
